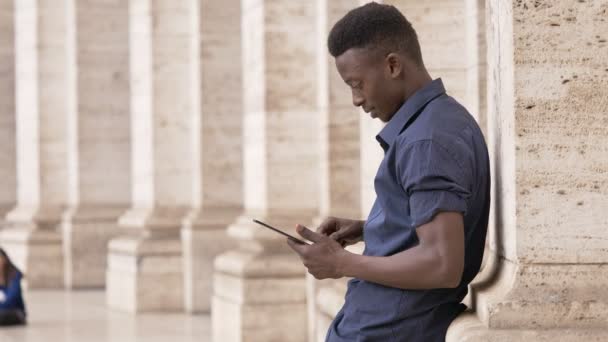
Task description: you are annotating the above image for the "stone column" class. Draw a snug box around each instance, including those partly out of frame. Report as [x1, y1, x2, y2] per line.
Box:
[0, 0, 16, 226]
[447, 1, 608, 341]
[307, 1, 367, 341]
[0, 0, 70, 288]
[465, 0, 487, 134]
[106, 0, 196, 313]
[211, 0, 319, 340]
[61, 0, 130, 289]
[181, 0, 243, 314]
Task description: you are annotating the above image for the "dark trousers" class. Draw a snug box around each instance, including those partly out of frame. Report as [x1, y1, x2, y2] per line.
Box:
[0, 309, 26, 326]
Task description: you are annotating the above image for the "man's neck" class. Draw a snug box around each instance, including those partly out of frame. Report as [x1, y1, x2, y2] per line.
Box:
[403, 70, 433, 102]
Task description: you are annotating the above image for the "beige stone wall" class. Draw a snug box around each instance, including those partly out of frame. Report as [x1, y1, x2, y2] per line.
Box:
[448, 0, 608, 340]
[181, 0, 243, 314]
[0, 0, 606, 341]
[0, 0, 16, 223]
[1, 0, 71, 289]
[62, 0, 131, 289]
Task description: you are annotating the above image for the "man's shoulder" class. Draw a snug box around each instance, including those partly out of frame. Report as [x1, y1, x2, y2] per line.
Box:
[395, 95, 483, 152]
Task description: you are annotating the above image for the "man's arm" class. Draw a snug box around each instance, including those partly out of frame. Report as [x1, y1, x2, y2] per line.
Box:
[339, 211, 464, 289]
[288, 211, 465, 289]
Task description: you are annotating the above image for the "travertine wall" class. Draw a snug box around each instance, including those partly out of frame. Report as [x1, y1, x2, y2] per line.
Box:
[181, 0, 243, 314]
[211, 0, 320, 340]
[0, 0, 606, 341]
[62, 0, 131, 289]
[106, 0, 197, 313]
[1, 0, 70, 288]
[0, 0, 16, 224]
[448, 0, 608, 340]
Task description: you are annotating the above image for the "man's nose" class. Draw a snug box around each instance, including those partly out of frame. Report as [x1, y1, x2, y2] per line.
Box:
[352, 92, 364, 107]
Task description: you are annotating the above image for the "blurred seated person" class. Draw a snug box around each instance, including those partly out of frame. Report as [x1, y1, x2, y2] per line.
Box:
[0, 248, 26, 326]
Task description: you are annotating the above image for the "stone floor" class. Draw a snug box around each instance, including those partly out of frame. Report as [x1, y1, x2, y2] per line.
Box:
[0, 290, 211, 342]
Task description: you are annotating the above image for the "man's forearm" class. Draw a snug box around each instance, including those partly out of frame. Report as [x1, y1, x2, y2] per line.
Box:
[338, 242, 458, 290]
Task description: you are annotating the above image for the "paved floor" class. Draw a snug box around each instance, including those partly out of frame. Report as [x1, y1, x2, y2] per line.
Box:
[0, 290, 211, 342]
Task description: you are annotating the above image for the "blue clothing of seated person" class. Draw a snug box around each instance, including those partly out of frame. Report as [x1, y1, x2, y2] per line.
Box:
[0, 248, 27, 326]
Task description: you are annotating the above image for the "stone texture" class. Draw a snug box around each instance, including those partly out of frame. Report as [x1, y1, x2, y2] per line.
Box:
[318, 0, 363, 220]
[0, 0, 71, 288]
[62, 0, 130, 289]
[213, 248, 308, 342]
[448, 0, 608, 340]
[106, 0, 196, 312]
[0, 228, 63, 288]
[107, 236, 183, 313]
[387, 0, 487, 133]
[387, 0, 469, 107]
[182, 224, 236, 313]
[181, 0, 243, 314]
[0, 1, 606, 341]
[212, 1, 320, 340]
[308, 1, 366, 341]
[0, 0, 16, 225]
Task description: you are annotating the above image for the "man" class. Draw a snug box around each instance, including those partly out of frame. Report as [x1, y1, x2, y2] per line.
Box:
[287, 2, 490, 341]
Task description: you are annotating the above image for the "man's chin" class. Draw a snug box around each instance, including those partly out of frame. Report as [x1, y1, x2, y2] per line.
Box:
[374, 113, 389, 122]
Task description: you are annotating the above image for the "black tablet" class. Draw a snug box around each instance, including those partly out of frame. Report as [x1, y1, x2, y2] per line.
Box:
[252, 219, 310, 245]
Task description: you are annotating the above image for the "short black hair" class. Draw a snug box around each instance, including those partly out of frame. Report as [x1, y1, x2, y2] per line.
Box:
[327, 2, 423, 65]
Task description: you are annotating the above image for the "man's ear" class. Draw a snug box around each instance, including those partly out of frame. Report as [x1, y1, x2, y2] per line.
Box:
[385, 53, 403, 79]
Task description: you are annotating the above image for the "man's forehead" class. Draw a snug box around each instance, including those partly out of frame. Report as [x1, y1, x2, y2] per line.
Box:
[335, 48, 370, 77]
[336, 47, 382, 75]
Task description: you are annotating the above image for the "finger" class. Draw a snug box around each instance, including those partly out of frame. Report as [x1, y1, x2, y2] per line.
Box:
[296, 224, 325, 243]
[329, 231, 342, 240]
[328, 232, 347, 247]
[286, 238, 307, 256]
[316, 218, 336, 235]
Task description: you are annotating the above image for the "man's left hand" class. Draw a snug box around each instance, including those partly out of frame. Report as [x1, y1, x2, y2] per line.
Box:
[287, 224, 349, 280]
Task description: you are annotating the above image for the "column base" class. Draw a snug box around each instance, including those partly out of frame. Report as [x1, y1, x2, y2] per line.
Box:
[0, 204, 14, 228]
[212, 249, 308, 342]
[106, 235, 183, 313]
[0, 227, 63, 288]
[447, 312, 608, 342]
[62, 219, 121, 289]
[182, 226, 235, 313]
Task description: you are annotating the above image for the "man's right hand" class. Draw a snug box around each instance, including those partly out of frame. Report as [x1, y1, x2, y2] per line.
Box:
[316, 217, 364, 247]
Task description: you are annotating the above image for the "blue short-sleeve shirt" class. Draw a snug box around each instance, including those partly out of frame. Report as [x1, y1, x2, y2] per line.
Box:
[326, 79, 491, 342]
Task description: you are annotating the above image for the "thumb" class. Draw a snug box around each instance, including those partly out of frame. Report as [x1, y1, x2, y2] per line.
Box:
[296, 224, 325, 243]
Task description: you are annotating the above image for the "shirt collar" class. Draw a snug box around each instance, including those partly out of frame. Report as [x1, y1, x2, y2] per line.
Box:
[376, 78, 446, 151]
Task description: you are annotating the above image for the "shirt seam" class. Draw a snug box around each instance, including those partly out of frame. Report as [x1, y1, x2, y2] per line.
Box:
[396, 138, 470, 189]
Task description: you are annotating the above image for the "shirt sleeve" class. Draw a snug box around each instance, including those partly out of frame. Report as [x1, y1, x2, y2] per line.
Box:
[396, 139, 472, 228]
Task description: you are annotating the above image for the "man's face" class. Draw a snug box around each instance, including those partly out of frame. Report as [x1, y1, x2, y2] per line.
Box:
[335, 48, 404, 122]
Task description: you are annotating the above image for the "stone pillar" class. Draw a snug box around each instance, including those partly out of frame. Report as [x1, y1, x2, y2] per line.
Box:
[447, 1, 608, 341]
[61, 0, 130, 289]
[181, 0, 242, 313]
[307, 1, 367, 341]
[106, 0, 196, 313]
[211, 0, 319, 340]
[465, 0, 487, 134]
[0, 0, 70, 288]
[0, 0, 16, 226]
